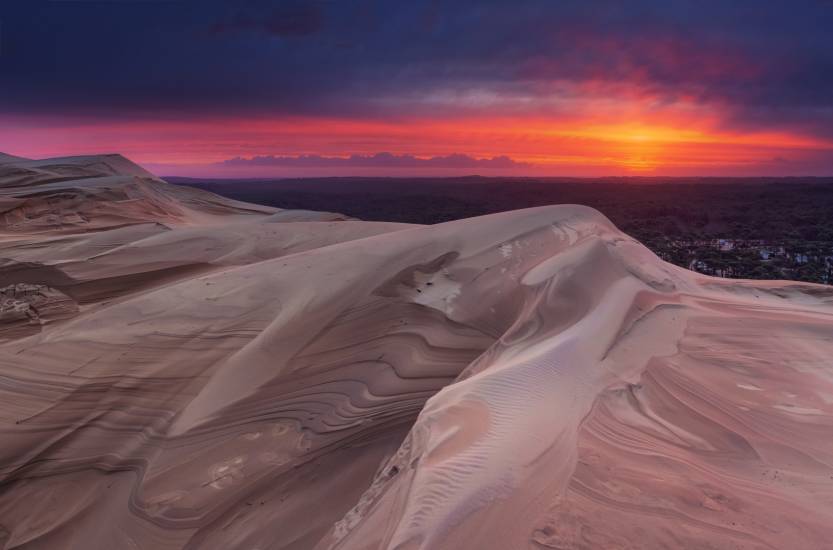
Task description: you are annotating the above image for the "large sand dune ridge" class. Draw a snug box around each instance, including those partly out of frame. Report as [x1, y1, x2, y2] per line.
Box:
[0, 153, 832, 549]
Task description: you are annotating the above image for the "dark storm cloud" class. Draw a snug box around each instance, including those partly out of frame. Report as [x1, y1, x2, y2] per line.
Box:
[210, 1, 323, 37]
[1, 0, 832, 135]
[221, 152, 528, 169]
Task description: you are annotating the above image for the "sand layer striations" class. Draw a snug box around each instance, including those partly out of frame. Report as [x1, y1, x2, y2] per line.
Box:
[0, 153, 832, 550]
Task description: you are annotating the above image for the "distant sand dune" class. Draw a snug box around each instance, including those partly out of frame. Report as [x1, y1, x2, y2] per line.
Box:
[0, 153, 831, 549]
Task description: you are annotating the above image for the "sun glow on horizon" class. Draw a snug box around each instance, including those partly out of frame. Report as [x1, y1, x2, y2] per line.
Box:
[2, 109, 832, 177]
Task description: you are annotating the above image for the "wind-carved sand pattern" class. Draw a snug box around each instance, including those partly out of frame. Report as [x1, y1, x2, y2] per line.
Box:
[0, 153, 832, 550]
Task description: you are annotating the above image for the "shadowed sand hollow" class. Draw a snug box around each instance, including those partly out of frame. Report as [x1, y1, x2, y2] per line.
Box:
[1, 153, 832, 549]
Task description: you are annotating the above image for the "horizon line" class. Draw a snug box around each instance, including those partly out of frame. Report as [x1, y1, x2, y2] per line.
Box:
[162, 173, 833, 181]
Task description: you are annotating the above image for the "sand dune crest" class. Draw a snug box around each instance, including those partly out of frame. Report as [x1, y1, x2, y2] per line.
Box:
[0, 153, 831, 550]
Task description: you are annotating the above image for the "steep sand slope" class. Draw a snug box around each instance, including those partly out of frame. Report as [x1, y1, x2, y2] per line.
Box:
[0, 153, 355, 233]
[0, 153, 832, 550]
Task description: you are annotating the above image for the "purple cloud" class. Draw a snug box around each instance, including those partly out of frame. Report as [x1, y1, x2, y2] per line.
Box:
[220, 153, 530, 169]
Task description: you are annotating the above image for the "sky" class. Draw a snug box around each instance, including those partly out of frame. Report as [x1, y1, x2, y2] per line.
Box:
[1, 0, 833, 177]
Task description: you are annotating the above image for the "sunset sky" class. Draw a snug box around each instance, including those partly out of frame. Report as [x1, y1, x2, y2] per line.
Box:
[2, 1, 832, 177]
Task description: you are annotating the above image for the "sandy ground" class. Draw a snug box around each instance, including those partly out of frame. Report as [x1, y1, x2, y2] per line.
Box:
[1, 153, 832, 550]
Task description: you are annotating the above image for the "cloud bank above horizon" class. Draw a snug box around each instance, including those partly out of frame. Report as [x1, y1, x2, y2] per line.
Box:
[222, 152, 525, 168]
[1, 0, 832, 176]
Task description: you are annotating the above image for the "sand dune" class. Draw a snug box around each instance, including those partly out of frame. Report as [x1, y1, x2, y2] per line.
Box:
[0, 153, 832, 550]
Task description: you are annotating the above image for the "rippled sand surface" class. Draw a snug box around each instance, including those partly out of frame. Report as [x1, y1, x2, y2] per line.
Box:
[1, 153, 832, 550]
